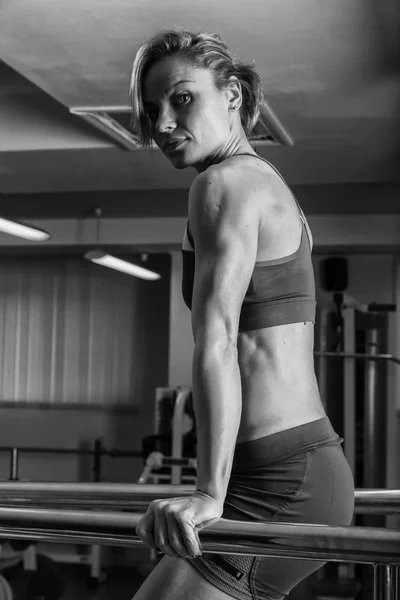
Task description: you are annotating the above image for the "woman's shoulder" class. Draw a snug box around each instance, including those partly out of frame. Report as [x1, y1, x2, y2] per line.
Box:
[191, 154, 304, 240]
[188, 162, 264, 233]
[189, 162, 261, 215]
[191, 154, 276, 197]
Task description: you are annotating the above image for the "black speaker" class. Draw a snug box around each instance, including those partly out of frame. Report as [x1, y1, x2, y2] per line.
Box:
[320, 257, 348, 292]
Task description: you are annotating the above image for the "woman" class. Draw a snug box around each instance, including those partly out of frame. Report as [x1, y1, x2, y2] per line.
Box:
[129, 29, 354, 600]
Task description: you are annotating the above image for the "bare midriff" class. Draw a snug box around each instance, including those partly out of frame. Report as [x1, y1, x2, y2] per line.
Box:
[236, 321, 326, 443]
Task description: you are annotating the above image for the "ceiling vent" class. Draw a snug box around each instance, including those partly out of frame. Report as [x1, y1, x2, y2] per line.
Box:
[70, 102, 293, 150]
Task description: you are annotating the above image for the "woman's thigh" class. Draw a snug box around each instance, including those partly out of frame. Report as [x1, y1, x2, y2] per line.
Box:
[250, 445, 355, 599]
[132, 555, 236, 600]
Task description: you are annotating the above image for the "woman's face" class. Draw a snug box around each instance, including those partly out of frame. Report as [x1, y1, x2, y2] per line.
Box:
[142, 55, 241, 171]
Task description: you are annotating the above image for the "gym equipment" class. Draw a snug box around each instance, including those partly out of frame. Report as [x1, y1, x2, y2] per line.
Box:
[314, 291, 399, 598]
[149, 388, 196, 484]
[137, 452, 197, 485]
[0, 505, 399, 599]
[314, 291, 398, 498]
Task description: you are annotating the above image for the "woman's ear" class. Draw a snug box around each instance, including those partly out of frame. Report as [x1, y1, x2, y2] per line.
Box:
[227, 75, 242, 111]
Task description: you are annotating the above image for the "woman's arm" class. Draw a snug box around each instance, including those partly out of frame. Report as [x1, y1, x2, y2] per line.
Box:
[189, 165, 260, 505]
[135, 166, 261, 559]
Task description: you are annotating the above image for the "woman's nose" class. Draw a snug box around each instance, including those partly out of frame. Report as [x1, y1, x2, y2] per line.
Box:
[155, 107, 177, 133]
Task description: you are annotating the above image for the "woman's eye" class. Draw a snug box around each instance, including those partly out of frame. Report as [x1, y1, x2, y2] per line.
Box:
[175, 93, 191, 106]
[146, 94, 190, 121]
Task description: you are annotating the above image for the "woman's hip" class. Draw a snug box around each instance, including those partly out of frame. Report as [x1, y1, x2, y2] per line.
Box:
[224, 417, 354, 526]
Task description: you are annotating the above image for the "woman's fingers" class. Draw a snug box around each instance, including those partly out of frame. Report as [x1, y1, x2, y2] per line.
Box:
[135, 508, 157, 549]
[178, 514, 203, 557]
[136, 497, 213, 558]
[136, 503, 178, 557]
[154, 506, 180, 557]
[165, 512, 193, 558]
[166, 510, 203, 558]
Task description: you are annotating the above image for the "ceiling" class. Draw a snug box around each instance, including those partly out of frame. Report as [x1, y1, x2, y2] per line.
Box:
[0, 0, 399, 204]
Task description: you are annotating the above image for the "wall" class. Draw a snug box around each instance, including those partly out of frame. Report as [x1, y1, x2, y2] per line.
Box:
[0, 253, 171, 484]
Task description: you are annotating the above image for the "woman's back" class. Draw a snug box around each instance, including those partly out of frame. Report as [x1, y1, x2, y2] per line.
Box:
[206, 153, 326, 442]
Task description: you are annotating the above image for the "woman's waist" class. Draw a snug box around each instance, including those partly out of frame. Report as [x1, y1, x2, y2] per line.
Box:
[233, 416, 342, 470]
[238, 380, 324, 441]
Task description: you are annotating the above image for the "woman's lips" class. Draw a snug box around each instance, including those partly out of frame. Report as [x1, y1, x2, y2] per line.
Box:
[164, 139, 186, 153]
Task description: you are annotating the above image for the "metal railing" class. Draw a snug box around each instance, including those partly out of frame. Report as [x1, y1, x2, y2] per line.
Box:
[0, 506, 399, 564]
[0, 441, 142, 483]
[0, 485, 399, 598]
[0, 506, 399, 599]
[354, 489, 400, 515]
[0, 482, 399, 514]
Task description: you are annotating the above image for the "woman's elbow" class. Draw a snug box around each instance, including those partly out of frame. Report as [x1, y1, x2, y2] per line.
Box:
[194, 330, 239, 363]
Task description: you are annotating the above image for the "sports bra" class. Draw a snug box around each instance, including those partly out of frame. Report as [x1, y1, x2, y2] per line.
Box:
[181, 153, 316, 331]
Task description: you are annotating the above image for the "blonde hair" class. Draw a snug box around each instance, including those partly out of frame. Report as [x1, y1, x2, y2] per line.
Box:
[129, 28, 265, 148]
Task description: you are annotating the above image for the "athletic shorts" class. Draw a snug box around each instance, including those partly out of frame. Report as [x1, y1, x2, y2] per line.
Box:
[187, 417, 355, 600]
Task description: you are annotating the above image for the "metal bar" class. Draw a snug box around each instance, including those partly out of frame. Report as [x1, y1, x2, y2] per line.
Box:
[2, 525, 397, 565]
[0, 496, 395, 514]
[0, 484, 399, 513]
[0, 446, 142, 458]
[9, 448, 19, 481]
[93, 438, 102, 482]
[314, 351, 400, 365]
[374, 564, 383, 600]
[354, 489, 400, 514]
[384, 565, 398, 600]
[364, 327, 387, 530]
[0, 482, 193, 495]
[0, 507, 399, 564]
[373, 563, 400, 600]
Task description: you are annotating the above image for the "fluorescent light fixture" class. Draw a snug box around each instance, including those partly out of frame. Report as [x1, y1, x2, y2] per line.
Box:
[0, 217, 50, 241]
[70, 107, 142, 151]
[85, 250, 161, 281]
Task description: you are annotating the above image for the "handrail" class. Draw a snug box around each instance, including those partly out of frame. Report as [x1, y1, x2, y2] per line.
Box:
[0, 482, 193, 497]
[314, 351, 400, 365]
[355, 489, 400, 514]
[0, 507, 399, 565]
[0, 483, 399, 514]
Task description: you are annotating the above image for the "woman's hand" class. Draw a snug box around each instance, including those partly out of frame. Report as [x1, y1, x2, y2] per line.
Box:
[135, 490, 223, 558]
